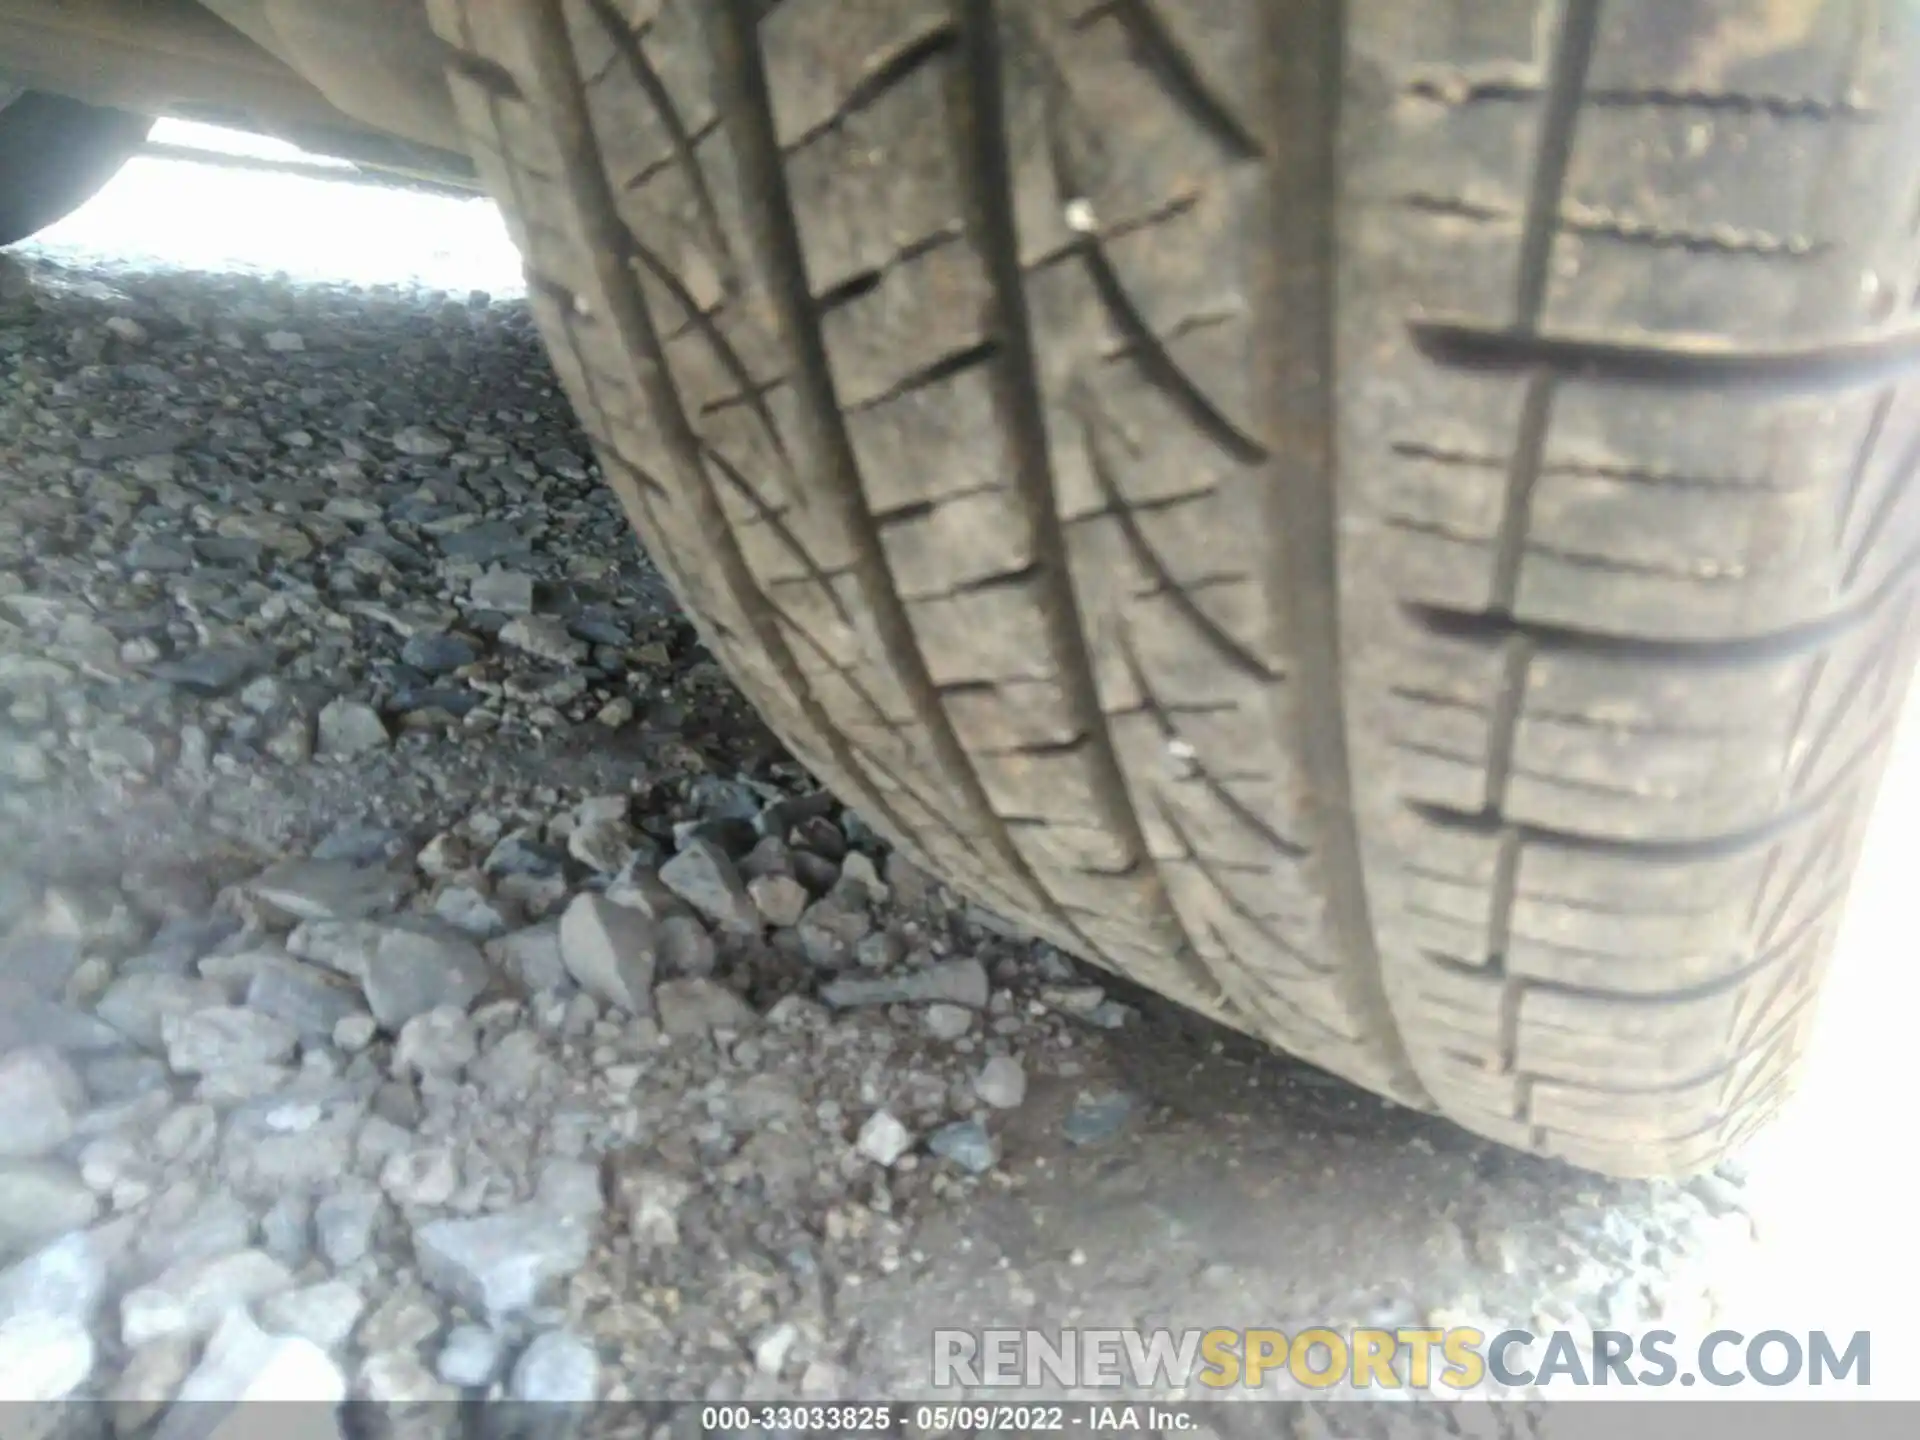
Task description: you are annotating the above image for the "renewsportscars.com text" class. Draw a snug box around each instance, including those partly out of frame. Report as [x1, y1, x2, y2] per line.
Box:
[931, 1327, 1872, 1390]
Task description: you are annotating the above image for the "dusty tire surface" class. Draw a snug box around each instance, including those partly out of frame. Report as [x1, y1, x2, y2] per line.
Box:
[427, 0, 1920, 1177]
[0, 93, 153, 247]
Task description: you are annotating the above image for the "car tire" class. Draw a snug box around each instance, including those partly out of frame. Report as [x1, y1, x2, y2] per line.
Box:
[425, 0, 1920, 1176]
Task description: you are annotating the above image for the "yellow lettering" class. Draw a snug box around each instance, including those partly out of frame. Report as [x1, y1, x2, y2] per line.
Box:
[1399, 1329, 1444, 1388]
[1290, 1328, 1348, 1390]
[1197, 1330, 1239, 1388]
[1244, 1330, 1288, 1387]
[1441, 1328, 1486, 1390]
[1351, 1329, 1399, 1389]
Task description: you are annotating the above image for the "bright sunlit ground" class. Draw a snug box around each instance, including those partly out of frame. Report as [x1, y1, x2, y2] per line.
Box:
[19, 119, 1920, 1399]
[29, 119, 526, 294]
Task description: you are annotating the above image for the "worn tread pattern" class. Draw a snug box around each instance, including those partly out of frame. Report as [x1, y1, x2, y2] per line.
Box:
[435, 0, 1920, 1176]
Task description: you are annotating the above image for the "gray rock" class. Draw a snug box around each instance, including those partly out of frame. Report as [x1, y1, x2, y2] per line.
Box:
[251, 859, 409, 923]
[556, 895, 655, 1015]
[161, 1006, 299, 1075]
[359, 1351, 456, 1405]
[379, 1145, 459, 1208]
[856, 1111, 913, 1167]
[261, 1194, 310, 1268]
[498, 615, 584, 663]
[1062, 1090, 1134, 1147]
[95, 973, 226, 1051]
[432, 884, 514, 938]
[125, 537, 191, 572]
[198, 1062, 293, 1105]
[133, 1189, 254, 1277]
[483, 831, 564, 878]
[485, 922, 569, 992]
[754, 789, 836, 837]
[77, 1133, 149, 1202]
[195, 945, 284, 1001]
[158, 1309, 345, 1418]
[753, 1320, 799, 1378]
[0, 993, 126, 1057]
[371, 1082, 423, 1130]
[332, 1013, 377, 1052]
[395, 1006, 478, 1077]
[315, 1185, 383, 1268]
[0, 1225, 119, 1326]
[748, 874, 808, 929]
[257, 1279, 365, 1350]
[356, 1285, 440, 1353]
[0, 934, 81, 999]
[245, 954, 367, 1037]
[819, 958, 990, 1011]
[510, 1329, 598, 1402]
[923, 1004, 973, 1040]
[361, 922, 490, 1030]
[566, 816, 636, 874]
[392, 424, 452, 457]
[654, 978, 752, 1038]
[286, 918, 386, 976]
[469, 568, 534, 614]
[601, 867, 683, 921]
[853, 930, 904, 971]
[0, 1163, 97, 1260]
[928, 1120, 997, 1175]
[739, 835, 793, 882]
[111, 1335, 194, 1432]
[82, 721, 151, 779]
[675, 815, 757, 858]
[412, 1207, 594, 1321]
[83, 1053, 169, 1102]
[656, 914, 715, 978]
[0, 1049, 86, 1158]
[658, 839, 759, 934]
[148, 647, 264, 696]
[533, 1159, 603, 1220]
[269, 718, 313, 764]
[437, 520, 529, 563]
[796, 899, 872, 969]
[121, 1249, 294, 1346]
[437, 1323, 503, 1388]
[400, 631, 479, 674]
[836, 849, 887, 901]
[605, 1163, 691, 1249]
[263, 329, 305, 351]
[313, 823, 406, 864]
[467, 1031, 553, 1100]
[0, 1312, 92, 1401]
[317, 698, 390, 756]
[974, 1055, 1027, 1109]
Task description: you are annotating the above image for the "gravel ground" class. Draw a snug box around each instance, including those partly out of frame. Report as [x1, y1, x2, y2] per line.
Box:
[0, 144, 1911, 1428]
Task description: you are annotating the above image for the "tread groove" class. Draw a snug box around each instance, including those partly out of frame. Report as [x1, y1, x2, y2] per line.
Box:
[1102, 0, 1262, 160]
[501, 0, 932, 864]
[1410, 318, 1920, 394]
[1254, 0, 1428, 1104]
[701, 442, 858, 632]
[582, 0, 737, 285]
[1115, 626, 1307, 858]
[1080, 405, 1278, 683]
[703, 0, 1077, 934]
[951, 0, 1211, 995]
[1404, 548, 1920, 661]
